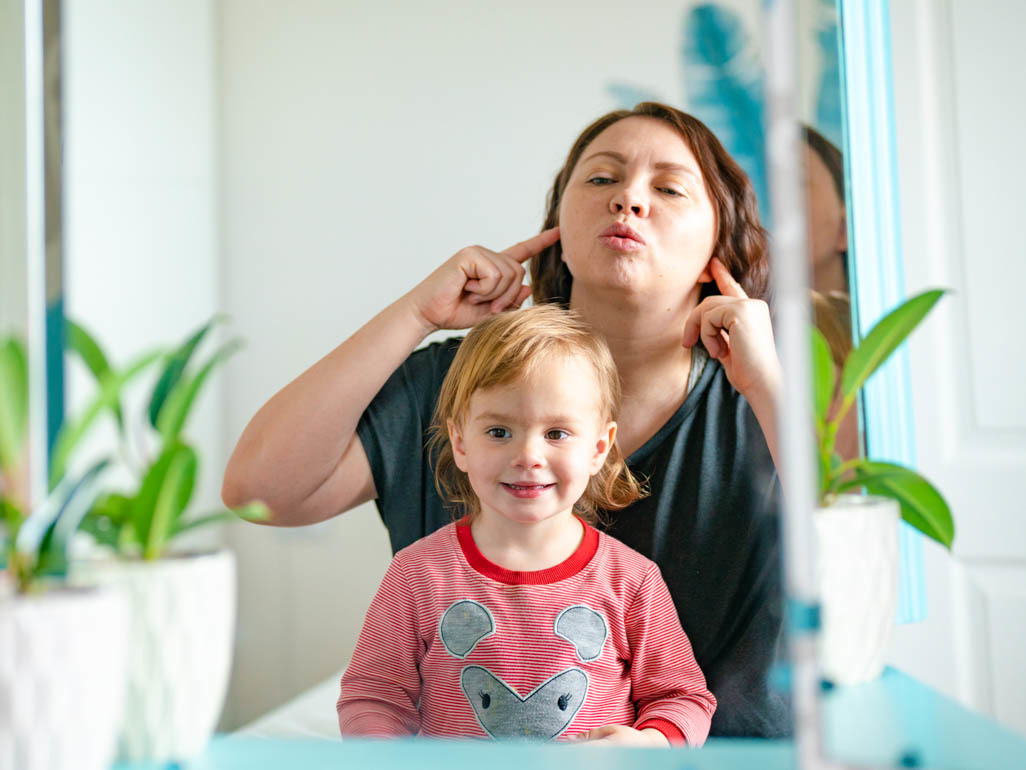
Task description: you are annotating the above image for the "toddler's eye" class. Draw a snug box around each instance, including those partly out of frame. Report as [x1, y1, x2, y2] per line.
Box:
[487, 427, 510, 439]
[546, 429, 569, 441]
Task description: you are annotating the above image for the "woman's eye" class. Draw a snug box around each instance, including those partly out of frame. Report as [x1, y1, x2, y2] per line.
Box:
[546, 429, 570, 441]
[658, 187, 684, 197]
[486, 427, 510, 439]
[587, 176, 615, 186]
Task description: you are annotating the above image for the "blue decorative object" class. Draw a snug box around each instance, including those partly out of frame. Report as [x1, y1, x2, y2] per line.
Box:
[607, 4, 769, 220]
[814, 0, 844, 148]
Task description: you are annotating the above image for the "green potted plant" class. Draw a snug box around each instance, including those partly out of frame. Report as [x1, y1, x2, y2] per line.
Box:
[811, 288, 955, 685]
[63, 316, 264, 764]
[0, 334, 146, 770]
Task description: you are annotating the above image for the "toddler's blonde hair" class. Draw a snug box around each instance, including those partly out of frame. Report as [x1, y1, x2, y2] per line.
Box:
[429, 305, 646, 524]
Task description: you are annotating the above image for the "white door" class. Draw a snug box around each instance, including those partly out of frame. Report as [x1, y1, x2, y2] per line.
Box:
[886, 0, 1026, 736]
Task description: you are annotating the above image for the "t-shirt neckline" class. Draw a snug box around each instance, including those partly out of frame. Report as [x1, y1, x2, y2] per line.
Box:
[455, 518, 599, 585]
[626, 346, 715, 466]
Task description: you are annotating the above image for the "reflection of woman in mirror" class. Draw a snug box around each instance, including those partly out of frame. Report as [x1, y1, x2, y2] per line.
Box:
[803, 126, 859, 461]
[224, 102, 788, 737]
[803, 126, 848, 299]
[338, 306, 716, 745]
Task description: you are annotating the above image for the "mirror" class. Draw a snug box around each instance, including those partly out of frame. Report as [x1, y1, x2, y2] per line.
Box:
[30, 0, 1026, 765]
[44, 0, 799, 750]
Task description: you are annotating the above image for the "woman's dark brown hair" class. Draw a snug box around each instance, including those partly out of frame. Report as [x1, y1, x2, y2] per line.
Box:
[803, 124, 845, 202]
[531, 102, 770, 306]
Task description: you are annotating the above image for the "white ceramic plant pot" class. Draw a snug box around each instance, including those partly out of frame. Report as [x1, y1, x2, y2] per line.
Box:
[0, 585, 128, 770]
[74, 549, 236, 763]
[813, 494, 899, 685]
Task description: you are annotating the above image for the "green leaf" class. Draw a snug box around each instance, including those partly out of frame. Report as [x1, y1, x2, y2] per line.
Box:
[840, 289, 947, 403]
[811, 327, 836, 424]
[148, 315, 227, 430]
[18, 459, 109, 581]
[233, 501, 270, 522]
[170, 511, 234, 537]
[1, 498, 24, 554]
[170, 501, 269, 537]
[131, 444, 176, 550]
[80, 493, 133, 550]
[156, 338, 242, 444]
[837, 460, 955, 549]
[49, 349, 164, 489]
[0, 337, 29, 475]
[143, 442, 198, 560]
[65, 320, 124, 431]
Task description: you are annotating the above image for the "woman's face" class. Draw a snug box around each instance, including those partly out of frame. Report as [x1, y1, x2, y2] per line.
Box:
[558, 116, 717, 307]
[803, 144, 847, 275]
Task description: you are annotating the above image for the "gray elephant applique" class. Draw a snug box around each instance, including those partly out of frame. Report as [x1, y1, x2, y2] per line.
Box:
[438, 600, 609, 740]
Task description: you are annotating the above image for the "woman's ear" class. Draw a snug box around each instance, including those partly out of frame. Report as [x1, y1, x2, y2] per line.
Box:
[834, 210, 848, 254]
[590, 422, 617, 474]
[698, 259, 714, 284]
[448, 420, 469, 473]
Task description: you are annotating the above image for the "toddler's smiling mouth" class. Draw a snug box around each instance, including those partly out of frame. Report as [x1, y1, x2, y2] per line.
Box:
[501, 482, 555, 498]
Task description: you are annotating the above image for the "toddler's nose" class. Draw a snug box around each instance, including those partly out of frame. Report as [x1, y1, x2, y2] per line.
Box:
[512, 436, 545, 469]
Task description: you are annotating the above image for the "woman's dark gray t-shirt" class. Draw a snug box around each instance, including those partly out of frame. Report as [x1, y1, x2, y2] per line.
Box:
[355, 338, 789, 738]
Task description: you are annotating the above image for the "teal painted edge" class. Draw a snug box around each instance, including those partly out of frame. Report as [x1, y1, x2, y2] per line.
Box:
[45, 295, 63, 459]
[838, 0, 925, 624]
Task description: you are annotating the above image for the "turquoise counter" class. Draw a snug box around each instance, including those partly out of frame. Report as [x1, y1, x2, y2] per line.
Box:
[114, 669, 1025, 769]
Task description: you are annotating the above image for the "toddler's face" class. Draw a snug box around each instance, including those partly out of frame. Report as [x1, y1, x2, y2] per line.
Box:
[448, 354, 615, 529]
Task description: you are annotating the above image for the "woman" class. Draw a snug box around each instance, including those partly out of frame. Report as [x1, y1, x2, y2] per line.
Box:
[223, 102, 789, 738]
[804, 125, 859, 461]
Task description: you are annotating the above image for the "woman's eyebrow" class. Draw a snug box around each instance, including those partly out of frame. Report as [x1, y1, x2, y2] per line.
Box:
[581, 151, 701, 182]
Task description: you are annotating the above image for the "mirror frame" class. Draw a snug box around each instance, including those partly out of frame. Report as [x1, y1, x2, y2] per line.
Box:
[838, 0, 925, 623]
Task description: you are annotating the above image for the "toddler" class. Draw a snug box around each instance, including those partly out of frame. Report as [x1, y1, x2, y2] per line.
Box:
[337, 305, 715, 746]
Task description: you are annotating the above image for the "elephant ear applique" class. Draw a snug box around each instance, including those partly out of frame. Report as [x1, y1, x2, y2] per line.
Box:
[439, 600, 495, 658]
[554, 605, 608, 662]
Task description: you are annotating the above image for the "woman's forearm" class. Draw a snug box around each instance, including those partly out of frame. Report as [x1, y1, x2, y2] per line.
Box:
[221, 292, 434, 524]
[745, 375, 782, 478]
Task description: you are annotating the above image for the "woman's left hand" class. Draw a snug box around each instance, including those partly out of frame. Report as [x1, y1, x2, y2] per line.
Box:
[682, 257, 782, 403]
[569, 724, 670, 747]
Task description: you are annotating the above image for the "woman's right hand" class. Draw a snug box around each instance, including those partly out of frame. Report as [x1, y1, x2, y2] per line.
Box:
[406, 226, 560, 333]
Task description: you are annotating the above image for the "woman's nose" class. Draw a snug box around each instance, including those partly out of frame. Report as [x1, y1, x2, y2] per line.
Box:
[609, 184, 649, 217]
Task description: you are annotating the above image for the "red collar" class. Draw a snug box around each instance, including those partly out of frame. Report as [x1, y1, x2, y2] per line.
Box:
[456, 519, 599, 585]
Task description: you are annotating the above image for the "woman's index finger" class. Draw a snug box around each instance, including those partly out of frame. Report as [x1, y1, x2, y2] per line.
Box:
[503, 226, 561, 262]
[711, 257, 748, 298]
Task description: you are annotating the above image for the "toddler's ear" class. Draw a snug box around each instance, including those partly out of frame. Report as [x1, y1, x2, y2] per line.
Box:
[448, 420, 470, 473]
[591, 422, 617, 474]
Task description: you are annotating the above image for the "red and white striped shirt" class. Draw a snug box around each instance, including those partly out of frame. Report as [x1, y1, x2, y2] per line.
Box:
[338, 520, 715, 745]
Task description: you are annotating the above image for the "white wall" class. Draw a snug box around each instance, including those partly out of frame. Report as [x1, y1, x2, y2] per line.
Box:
[0, 0, 28, 338]
[215, 0, 714, 728]
[62, 0, 222, 506]
[887, 0, 1026, 736]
